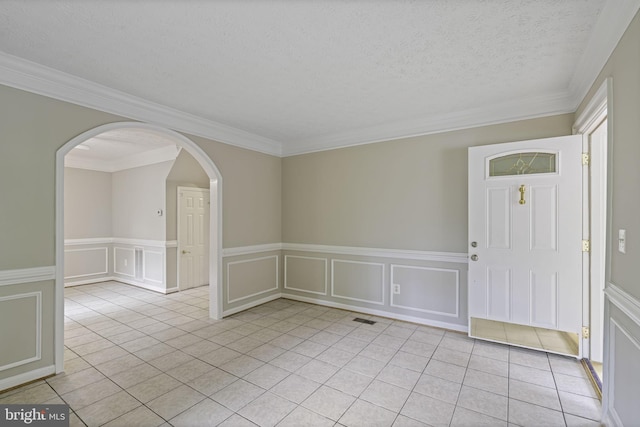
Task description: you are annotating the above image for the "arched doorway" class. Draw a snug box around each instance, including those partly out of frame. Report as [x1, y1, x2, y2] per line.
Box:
[54, 122, 223, 373]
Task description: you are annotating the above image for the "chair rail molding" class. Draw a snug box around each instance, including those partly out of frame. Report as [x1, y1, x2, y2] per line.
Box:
[0, 266, 56, 287]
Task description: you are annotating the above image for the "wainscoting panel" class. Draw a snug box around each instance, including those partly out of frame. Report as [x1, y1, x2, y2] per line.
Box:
[282, 245, 468, 331]
[143, 250, 164, 284]
[113, 247, 135, 277]
[603, 283, 640, 427]
[390, 265, 459, 317]
[331, 259, 385, 305]
[284, 255, 327, 295]
[64, 247, 108, 280]
[0, 292, 41, 372]
[227, 255, 279, 304]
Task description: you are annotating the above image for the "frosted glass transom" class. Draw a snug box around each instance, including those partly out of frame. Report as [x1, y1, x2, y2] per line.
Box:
[489, 152, 556, 176]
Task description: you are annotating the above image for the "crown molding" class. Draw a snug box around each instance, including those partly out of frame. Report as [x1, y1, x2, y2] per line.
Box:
[0, 52, 283, 157]
[283, 91, 575, 156]
[568, 0, 640, 110]
[0, 0, 635, 158]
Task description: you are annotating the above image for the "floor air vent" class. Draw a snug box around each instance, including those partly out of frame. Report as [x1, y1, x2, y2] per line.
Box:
[353, 318, 376, 325]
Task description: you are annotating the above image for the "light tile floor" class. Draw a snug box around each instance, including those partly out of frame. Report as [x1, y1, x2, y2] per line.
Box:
[0, 282, 602, 427]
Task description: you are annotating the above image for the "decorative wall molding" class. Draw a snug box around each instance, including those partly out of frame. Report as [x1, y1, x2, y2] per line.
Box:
[64, 237, 176, 248]
[113, 247, 136, 277]
[105, 276, 176, 294]
[0, 52, 282, 157]
[0, 292, 42, 372]
[331, 259, 385, 306]
[143, 250, 165, 284]
[606, 317, 640, 427]
[223, 293, 283, 317]
[226, 255, 279, 304]
[0, 267, 56, 287]
[283, 243, 468, 263]
[112, 238, 172, 248]
[605, 282, 640, 326]
[284, 92, 575, 156]
[390, 264, 460, 318]
[223, 243, 283, 257]
[63, 247, 109, 280]
[284, 255, 328, 296]
[64, 237, 113, 246]
[282, 293, 468, 333]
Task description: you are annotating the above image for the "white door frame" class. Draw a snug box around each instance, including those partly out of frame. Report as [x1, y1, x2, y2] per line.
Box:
[177, 186, 210, 291]
[573, 77, 612, 363]
[54, 121, 224, 374]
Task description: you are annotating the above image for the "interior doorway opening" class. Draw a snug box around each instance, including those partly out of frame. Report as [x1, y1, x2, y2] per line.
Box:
[54, 122, 223, 374]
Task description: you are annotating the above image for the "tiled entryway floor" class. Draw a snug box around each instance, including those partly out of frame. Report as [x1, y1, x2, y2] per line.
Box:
[0, 282, 601, 426]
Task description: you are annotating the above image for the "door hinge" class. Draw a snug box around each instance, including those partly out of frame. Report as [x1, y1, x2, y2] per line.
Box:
[582, 326, 590, 339]
[582, 152, 590, 166]
[582, 240, 590, 252]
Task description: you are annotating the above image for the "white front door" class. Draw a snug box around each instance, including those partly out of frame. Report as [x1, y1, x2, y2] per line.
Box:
[468, 135, 583, 344]
[178, 187, 209, 290]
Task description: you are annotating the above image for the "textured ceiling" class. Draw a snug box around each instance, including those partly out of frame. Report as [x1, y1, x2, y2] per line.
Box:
[0, 1, 611, 155]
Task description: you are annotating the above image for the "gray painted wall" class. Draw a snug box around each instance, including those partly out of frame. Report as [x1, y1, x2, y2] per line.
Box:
[111, 160, 174, 241]
[282, 113, 574, 253]
[64, 168, 112, 239]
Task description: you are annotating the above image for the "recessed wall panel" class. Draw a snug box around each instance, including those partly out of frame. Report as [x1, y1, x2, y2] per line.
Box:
[0, 292, 41, 371]
[391, 265, 458, 317]
[331, 260, 384, 305]
[144, 251, 164, 284]
[64, 247, 108, 279]
[285, 255, 327, 295]
[611, 319, 640, 426]
[113, 247, 135, 277]
[227, 256, 278, 303]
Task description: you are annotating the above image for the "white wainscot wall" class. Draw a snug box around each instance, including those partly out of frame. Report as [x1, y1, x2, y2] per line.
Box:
[222, 245, 281, 316]
[281, 244, 469, 332]
[63, 238, 177, 293]
[602, 283, 640, 427]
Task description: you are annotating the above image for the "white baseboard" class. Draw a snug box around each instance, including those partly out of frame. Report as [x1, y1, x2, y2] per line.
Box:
[223, 293, 283, 317]
[281, 293, 468, 333]
[65, 276, 171, 294]
[64, 277, 113, 287]
[0, 365, 56, 393]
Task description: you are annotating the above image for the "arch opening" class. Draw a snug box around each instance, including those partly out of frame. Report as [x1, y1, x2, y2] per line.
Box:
[54, 121, 223, 373]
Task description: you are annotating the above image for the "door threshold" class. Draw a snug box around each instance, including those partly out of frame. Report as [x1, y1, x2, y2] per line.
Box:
[582, 359, 603, 400]
[469, 317, 579, 357]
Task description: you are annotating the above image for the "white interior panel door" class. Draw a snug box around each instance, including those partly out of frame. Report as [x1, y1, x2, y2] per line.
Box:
[468, 135, 582, 335]
[178, 188, 209, 290]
